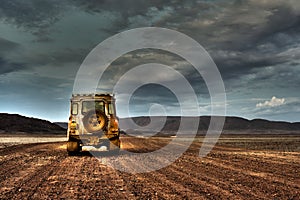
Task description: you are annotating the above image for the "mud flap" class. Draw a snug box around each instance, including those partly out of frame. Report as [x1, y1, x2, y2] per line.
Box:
[109, 138, 121, 153]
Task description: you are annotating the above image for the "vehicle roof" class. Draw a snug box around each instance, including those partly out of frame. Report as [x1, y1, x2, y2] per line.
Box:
[71, 93, 115, 101]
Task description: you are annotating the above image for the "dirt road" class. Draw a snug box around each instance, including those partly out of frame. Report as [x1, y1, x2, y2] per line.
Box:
[0, 136, 299, 199]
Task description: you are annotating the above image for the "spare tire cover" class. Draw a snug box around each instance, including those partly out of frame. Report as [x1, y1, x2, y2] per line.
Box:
[83, 110, 108, 132]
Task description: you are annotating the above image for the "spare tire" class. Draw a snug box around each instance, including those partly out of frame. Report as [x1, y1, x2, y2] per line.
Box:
[83, 110, 108, 132]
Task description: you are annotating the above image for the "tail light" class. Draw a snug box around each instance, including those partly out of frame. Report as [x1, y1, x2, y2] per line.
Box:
[69, 116, 78, 134]
[110, 117, 119, 131]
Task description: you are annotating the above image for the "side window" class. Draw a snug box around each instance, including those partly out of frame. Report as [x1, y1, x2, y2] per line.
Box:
[108, 103, 114, 115]
[71, 103, 78, 115]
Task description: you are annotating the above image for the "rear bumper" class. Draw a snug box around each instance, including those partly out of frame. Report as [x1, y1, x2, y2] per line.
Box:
[68, 133, 119, 146]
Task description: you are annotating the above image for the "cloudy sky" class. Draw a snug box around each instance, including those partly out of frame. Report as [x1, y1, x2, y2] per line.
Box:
[0, 0, 299, 122]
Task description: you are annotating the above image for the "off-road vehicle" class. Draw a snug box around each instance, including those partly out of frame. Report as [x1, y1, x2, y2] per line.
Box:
[67, 94, 120, 154]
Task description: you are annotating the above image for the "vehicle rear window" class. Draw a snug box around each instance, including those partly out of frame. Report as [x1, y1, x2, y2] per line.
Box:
[82, 101, 104, 114]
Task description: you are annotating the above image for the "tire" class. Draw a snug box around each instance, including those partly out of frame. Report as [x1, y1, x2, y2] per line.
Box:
[83, 110, 108, 133]
[67, 141, 79, 154]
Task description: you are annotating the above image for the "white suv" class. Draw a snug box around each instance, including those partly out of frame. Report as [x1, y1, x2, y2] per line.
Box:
[67, 94, 120, 154]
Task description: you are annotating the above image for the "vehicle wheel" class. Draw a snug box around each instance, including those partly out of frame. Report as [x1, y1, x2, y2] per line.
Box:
[67, 141, 79, 155]
[83, 110, 108, 133]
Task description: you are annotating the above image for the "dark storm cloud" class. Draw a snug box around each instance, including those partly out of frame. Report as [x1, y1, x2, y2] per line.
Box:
[70, 0, 170, 15]
[0, 0, 65, 30]
[0, 58, 26, 75]
[0, 37, 19, 53]
[129, 84, 179, 104]
[67, 0, 300, 83]
[0, 38, 24, 74]
[1, 0, 299, 49]
[242, 65, 300, 94]
[0, 72, 71, 99]
[22, 48, 88, 67]
[162, 0, 300, 80]
[2, 0, 298, 77]
[100, 49, 209, 96]
[213, 48, 292, 80]
[0, 0, 172, 36]
[0, 0, 299, 121]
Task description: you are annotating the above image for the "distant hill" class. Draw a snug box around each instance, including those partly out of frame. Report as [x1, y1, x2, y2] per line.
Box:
[54, 122, 68, 129]
[2, 114, 299, 135]
[120, 116, 300, 135]
[0, 113, 66, 134]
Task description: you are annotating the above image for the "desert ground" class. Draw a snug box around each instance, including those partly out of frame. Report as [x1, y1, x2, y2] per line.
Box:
[0, 135, 299, 199]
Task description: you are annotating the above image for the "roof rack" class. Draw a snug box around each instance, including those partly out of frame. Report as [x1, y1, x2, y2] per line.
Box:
[72, 93, 114, 97]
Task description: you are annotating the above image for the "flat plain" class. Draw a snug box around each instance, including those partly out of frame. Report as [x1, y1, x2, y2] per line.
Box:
[0, 134, 299, 199]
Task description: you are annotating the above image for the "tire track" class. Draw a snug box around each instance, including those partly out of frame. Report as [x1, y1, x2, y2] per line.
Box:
[206, 153, 300, 182]
[161, 155, 263, 199]
[180, 152, 299, 199]
[0, 137, 299, 200]
[0, 144, 66, 199]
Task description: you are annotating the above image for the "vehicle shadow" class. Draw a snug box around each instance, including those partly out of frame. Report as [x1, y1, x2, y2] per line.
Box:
[67, 150, 128, 157]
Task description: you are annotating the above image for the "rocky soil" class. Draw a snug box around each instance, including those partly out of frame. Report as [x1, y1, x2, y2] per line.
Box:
[0, 136, 299, 199]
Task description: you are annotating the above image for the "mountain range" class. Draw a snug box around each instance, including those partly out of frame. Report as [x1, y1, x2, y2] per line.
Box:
[0, 113, 66, 134]
[120, 116, 300, 135]
[1, 113, 299, 135]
